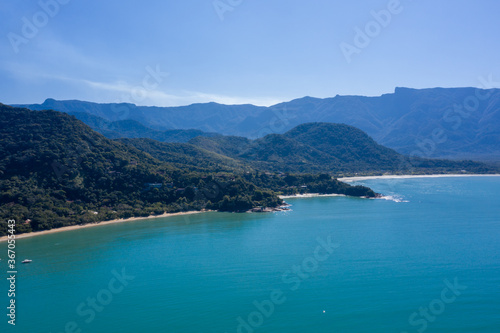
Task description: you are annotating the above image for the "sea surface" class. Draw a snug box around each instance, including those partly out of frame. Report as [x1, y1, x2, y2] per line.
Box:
[2, 176, 500, 332]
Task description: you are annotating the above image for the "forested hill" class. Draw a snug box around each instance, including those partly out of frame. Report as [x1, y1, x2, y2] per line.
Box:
[189, 123, 497, 175]
[17, 87, 500, 160]
[0, 105, 376, 236]
[116, 138, 252, 173]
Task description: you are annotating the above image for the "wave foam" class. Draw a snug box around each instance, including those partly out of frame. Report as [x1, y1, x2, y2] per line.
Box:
[378, 195, 409, 203]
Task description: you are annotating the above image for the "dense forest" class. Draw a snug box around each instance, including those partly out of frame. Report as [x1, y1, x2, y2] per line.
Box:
[188, 123, 497, 175]
[0, 105, 376, 236]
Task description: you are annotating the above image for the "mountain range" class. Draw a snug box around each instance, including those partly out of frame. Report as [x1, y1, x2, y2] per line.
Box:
[16, 87, 500, 161]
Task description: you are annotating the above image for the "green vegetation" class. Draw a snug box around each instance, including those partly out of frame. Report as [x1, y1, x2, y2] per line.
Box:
[19, 89, 500, 161]
[239, 172, 376, 197]
[189, 123, 497, 175]
[4, 103, 491, 237]
[0, 105, 375, 236]
[117, 138, 251, 173]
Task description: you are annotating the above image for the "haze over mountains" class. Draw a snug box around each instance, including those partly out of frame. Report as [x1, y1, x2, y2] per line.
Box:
[17, 87, 500, 161]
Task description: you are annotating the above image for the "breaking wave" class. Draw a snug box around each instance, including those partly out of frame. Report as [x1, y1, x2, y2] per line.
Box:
[378, 195, 409, 203]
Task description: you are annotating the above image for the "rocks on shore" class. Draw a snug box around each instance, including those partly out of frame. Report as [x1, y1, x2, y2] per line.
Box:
[248, 205, 290, 213]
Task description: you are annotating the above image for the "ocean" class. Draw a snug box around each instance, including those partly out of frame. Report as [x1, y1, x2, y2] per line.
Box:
[2, 176, 500, 332]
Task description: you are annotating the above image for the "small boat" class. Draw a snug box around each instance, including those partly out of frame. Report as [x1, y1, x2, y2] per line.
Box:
[22, 259, 32, 264]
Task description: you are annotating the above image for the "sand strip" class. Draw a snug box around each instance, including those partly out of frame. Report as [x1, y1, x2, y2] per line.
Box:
[279, 193, 346, 199]
[338, 174, 500, 182]
[0, 210, 210, 242]
[3, 174, 499, 241]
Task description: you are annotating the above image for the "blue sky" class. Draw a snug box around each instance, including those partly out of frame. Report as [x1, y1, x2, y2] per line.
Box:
[1, 0, 500, 106]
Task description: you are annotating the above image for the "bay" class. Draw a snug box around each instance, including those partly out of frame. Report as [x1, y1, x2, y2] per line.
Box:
[1, 176, 499, 332]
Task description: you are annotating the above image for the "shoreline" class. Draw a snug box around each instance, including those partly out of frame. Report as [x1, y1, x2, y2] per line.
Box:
[3, 174, 498, 242]
[279, 193, 346, 199]
[281, 174, 500, 200]
[0, 210, 210, 242]
[337, 173, 500, 182]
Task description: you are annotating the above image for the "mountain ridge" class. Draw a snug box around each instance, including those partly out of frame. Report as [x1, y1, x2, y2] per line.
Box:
[15, 86, 500, 160]
[188, 122, 496, 175]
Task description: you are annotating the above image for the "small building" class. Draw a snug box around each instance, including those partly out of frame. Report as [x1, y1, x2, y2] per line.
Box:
[144, 183, 163, 190]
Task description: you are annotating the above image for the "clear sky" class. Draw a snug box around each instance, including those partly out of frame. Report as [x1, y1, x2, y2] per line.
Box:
[1, 0, 500, 106]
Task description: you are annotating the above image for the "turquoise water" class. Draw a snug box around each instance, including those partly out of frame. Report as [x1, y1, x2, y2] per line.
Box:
[2, 176, 500, 332]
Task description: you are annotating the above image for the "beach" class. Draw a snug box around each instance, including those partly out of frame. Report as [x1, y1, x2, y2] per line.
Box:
[280, 174, 500, 199]
[0, 210, 210, 242]
[338, 173, 500, 182]
[12, 176, 500, 332]
[3, 174, 499, 242]
[279, 193, 346, 199]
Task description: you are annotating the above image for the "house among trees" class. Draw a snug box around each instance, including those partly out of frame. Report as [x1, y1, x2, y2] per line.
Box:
[144, 183, 163, 190]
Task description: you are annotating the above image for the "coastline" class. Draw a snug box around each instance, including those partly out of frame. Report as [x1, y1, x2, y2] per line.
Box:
[3, 174, 499, 242]
[279, 193, 346, 199]
[338, 173, 500, 182]
[281, 174, 500, 200]
[0, 210, 210, 242]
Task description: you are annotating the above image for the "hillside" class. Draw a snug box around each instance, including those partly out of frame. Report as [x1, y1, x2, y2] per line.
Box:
[17, 87, 500, 160]
[265, 87, 500, 161]
[189, 123, 497, 175]
[0, 105, 376, 236]
[117, 138, 252, 173]
[70, 112, 219, 143]
[0, 105, 282, 235]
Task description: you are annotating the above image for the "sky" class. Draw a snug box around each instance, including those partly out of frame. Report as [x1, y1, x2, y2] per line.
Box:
[1, 0, 500, 107]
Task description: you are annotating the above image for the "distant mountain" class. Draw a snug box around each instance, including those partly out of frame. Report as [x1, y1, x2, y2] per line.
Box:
[69, 112, 219, 143]
[189, 123, 497, 175]
[265, 87, 500, 161]
[17, 98, 266, 134]
[15, 87, 500, 160]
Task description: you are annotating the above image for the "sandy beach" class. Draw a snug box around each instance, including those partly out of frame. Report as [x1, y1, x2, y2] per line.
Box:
[0, 210, 210, 242]
[337, 174, 500, 182]
[279, 193, 346, 199]
[3, 174, 499, 242]
[280, 174, 500, 199]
